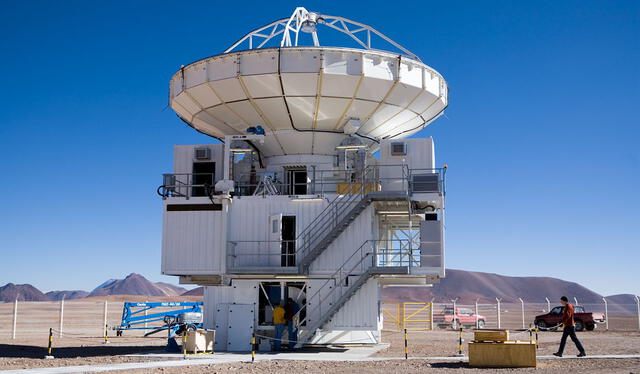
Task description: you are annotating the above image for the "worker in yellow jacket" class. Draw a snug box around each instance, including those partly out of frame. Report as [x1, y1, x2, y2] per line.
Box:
[273, 302, 286, 351]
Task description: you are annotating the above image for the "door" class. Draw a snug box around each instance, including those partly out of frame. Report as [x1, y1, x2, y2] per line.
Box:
[281, 216, 296, 266]
[269, 214, 283, 266]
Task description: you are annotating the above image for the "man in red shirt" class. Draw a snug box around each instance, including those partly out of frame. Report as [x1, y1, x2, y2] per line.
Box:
[554, 296, 586, 357]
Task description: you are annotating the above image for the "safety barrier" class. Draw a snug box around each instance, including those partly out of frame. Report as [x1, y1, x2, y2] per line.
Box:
[383, 302, 433, 331]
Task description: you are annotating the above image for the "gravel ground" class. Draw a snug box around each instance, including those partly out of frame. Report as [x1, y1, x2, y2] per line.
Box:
[1, 330, 639, 372]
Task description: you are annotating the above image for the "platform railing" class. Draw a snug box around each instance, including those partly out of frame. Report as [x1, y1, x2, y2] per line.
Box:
[158, 166, 445, 199]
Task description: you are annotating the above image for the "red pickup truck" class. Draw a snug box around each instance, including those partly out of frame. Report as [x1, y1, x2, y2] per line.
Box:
[433, 307, 486, 329]
[534, 305, 605, 331]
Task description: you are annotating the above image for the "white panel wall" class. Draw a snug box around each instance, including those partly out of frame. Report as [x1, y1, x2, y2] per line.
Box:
[161, 201, 228, 275]
[305, 277, 379, 332]
[173, 144, 224, 182]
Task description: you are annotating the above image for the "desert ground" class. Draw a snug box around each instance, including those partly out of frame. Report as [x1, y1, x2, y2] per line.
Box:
[1, 328, 639, 372]
[1, 299, 639, 372]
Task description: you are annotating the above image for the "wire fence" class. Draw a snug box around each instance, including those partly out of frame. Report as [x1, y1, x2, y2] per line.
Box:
[2, 298, 638, 339]
[0, 300, 156, 339]
[382, 300, 640, 332]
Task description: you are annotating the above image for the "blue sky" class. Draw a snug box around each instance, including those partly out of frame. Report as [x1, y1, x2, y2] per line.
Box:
[0, 0, 638, 297]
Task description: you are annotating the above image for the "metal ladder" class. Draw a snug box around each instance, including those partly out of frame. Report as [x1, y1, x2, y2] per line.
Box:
[294, 240, 409, 347]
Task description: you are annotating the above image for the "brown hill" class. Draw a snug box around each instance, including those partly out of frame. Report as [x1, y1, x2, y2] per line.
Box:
[88, 273, 186, 297]
[45, 290, 90, 300]
[0, 283, 50, 302]
[155, 282, 189, 296]
[181, 287, 204, 296]
[382, 269, 603, 304]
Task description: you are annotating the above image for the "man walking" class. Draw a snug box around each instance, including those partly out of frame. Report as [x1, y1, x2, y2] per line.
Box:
[554, 296, 586, 357]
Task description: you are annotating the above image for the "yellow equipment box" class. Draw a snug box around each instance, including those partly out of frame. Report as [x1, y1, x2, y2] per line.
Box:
[336, 183, 381, 194]
[469, 341, 536, 368]
[182, 329, 215, 354]
[474, 329, 509, 342]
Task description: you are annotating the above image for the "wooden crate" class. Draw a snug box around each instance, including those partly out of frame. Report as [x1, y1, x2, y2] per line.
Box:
[474, 329, 509, 342]
[183, 329, 215, 354]
[469, 341, 536, 368]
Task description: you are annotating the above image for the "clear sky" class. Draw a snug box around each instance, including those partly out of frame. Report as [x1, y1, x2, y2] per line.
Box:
[0, 0, 638, 297]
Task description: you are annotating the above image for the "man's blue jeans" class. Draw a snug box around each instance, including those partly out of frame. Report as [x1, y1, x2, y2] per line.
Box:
[274, 324, 286, 351]
[558, 326, 585, 354]
[287, 321, 297, 350]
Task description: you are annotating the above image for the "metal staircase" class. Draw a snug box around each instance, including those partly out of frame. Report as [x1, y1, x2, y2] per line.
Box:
[296, 165, 409, 272]
[294, 240, 410, 347]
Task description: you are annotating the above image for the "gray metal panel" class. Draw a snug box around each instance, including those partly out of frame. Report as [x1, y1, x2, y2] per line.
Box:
[226, 304, 255, 351]
[420, 220, 443, 268]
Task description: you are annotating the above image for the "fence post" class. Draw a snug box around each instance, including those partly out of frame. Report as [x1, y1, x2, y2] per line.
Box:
[635, 295, 640, 331]
[429, 299, 434, 331]
[103, 300, 108, 341]
[496, 298, 502, 329]
[12, 299, 18, 339]
[602, 297, 609, 331]
[144, 300, 148, 329]
[451, 298, 458, 328]
[518, 298, 525, 329]
[475, 299, 479, 329]
[545, 297, 550, 313]
[58, 298, 65, 338]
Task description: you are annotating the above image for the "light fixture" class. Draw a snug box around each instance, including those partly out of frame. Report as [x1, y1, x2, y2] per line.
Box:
[291, 195, 325, 202]
[335, 144, 367, 150]
[229, 140, 252, 153]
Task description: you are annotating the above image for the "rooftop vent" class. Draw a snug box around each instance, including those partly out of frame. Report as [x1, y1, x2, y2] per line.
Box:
[390, 142, 407, 156]
[194, 147, 211, 160]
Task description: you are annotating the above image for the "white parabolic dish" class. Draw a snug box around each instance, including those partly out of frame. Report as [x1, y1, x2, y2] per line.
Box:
[169, 9, 448, 157]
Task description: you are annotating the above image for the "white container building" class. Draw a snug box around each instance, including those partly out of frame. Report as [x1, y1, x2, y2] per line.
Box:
[160, 8, 448, 351]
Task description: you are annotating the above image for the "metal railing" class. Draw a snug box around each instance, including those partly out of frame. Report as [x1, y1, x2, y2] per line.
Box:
[294, 239, 417, 344]
[158, 166, 446, 199]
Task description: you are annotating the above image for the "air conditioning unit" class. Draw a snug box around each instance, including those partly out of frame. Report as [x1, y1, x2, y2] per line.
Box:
[390, 142, 407, 156]
[194, 147, 211, 160]
[412, 174, 440, 193]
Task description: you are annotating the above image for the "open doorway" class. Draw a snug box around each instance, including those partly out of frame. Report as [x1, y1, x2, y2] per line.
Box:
[192, 162, 215, 197]
[258, 282, 307, 327]
[281, 216, 296, 267]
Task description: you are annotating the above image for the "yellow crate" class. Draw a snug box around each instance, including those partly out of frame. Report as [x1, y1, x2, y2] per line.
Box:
[474, 329, 509, 342]
[469, 341, 536, 368]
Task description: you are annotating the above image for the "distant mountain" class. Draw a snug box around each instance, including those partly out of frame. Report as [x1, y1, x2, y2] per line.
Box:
[87, 273, 187, 297]
[603, 294, 638, 315]
[182, 287, 204, 296]
[382, 269, 632, 313]
[45, 290, 90, 301]
[92, 279, 117, 292]
[0, 283, 50, 302]
[155, 282, 189, 296]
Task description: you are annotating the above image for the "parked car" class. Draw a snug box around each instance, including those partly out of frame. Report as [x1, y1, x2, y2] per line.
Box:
[534, 305, 605, 331]
[433, 307, 486, 329]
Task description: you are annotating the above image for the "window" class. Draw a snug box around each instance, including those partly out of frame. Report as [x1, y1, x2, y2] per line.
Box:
[285, 167, 307, 195]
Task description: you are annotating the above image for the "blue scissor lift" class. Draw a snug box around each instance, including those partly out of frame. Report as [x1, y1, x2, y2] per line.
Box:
[114, 301, 204, 351]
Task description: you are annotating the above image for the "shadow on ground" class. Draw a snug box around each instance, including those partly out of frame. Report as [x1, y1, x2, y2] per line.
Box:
[0, 344, 163, 359]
